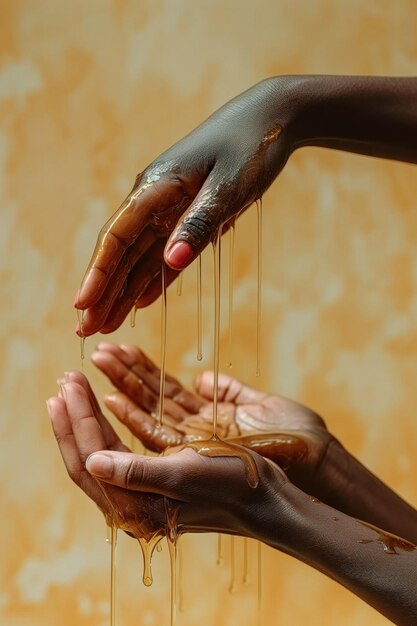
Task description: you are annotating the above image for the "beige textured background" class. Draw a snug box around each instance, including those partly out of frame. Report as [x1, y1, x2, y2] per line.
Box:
[1, 1, 416, 625]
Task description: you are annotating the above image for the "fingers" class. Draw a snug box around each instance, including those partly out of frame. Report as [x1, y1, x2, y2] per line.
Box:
[59, 381, 108, 464]
[92, 343, 205, 414]
[62, 371, 127, 452]
[79, 239, 167, 336]
[47, 395, 109, 510]
[76, 173, 188, 309]
[75, 167, 198, 336]
[194, 371, 267, 405]
[164, 166, 252, 270]
[103, 391, 183, 452]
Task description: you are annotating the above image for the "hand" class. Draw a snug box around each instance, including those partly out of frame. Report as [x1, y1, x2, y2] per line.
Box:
[75, 77, 297, 335]
[91, 342, 335, 497]
[48, 371, 289, 540]
[47, 371, 167, 541]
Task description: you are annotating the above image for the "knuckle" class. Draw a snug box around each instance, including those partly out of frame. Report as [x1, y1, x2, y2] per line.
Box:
[125, 457, 144, 489]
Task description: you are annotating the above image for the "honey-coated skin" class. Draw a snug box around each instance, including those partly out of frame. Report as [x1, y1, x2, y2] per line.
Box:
[59, 76, 417, 623]
[74, 75, 417, 336]
[48, 371, 417, 625]
[91, 342, 417, 546]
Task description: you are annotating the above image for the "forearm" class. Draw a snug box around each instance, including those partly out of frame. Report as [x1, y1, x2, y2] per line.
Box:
[270, 75, 417, 163]
[258, 482, 417, 625]
[311, 440, 417, 544]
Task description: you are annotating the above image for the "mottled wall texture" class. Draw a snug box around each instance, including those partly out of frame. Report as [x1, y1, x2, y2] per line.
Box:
[1, 1, 416, 625]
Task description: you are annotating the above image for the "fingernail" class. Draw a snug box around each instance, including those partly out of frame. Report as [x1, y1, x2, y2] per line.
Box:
[165, 241, 193, 268]
[86, 453, 114, 478]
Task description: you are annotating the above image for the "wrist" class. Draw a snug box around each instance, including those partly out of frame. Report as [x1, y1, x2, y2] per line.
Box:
[258, 75, 311, 151]
[243, 475, 313, 552]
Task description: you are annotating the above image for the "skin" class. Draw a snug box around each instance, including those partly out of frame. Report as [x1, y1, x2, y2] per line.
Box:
[74, 75, 417, 336]
[91, 342, 417, 544]
[47, 372, 417, 625]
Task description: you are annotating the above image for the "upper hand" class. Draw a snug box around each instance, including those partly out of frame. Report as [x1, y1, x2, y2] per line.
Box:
[75, 78, 296, 336]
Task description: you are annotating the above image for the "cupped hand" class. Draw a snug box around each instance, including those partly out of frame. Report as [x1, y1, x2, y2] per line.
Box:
[91, 342, 335, 496]
[47, 371, 166, 541]
[48, 370, 288, 540]
[75, 78, 296, 336]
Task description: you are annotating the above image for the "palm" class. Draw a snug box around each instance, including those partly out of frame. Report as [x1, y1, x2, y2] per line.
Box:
[92, 343, 333, 492]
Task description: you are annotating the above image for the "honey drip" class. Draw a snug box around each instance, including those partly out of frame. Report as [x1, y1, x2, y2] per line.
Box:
[217, 534, 224, 566]
[130, 432, 135, 452]
[229, 536, 237, 593]
[176, 272, 183, 296]
[257, 542, 262, 626]
[176, 437, 259, 488]
[256, 199, 263, 378]
[110, 525, 117, 626]
[137, 534, 164, 586]
[227, 224, 235, 369]
[165, 498, 180, 626]
[358, 520, 416, 554]
[76, 309, 85, 369]
[158, 264, 167, 427]
[243, 537, 249, 584]
[130, 306, 137, 328]
[212, 233, 221, 436]
[178, 540, 184, 612]
[197, 254, 203, 361]
[167, 538, 177, 626]
[96, 478, 164, 590]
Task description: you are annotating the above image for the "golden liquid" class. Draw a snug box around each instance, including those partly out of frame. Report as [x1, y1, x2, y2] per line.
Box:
[130, 432, 135, 452]
[197, 254, 203, 361]
[227, 224, 235, 369]
[358, 520, 416, 554]
[164, 497, 180, 626]
[212, 233, 221, 436]
[229, 536, 237, 594]
[130, 306, 137, 328]
[110, 525, 117, 626]
[243, 537, 249, 584]
[179, 437, 259, 489]
[216, 534, 224, 566]
[176, 272, 183, 296]
[96, 477, 164, 591]
[257, 541, 262, 626]
[158, 263, 167, 428]
[137, 534, 164, 586]
[178, 540, 184, 612]
[256, 199, 263, 378]
[167, 538, 177, 626]
[76, 309, 85, 369]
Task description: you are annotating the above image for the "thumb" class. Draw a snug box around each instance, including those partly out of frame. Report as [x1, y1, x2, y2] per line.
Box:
[164, 167, 250, 270]
[85, 449, 191, 499]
